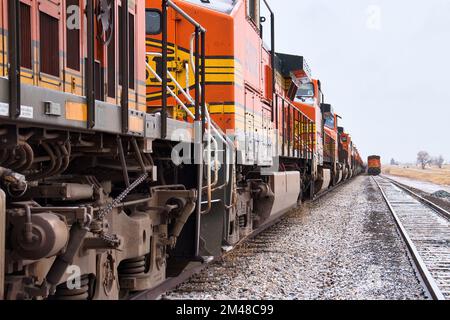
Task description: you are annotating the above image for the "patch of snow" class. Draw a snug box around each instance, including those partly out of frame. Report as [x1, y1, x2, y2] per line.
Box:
[384, 174, 450, 194]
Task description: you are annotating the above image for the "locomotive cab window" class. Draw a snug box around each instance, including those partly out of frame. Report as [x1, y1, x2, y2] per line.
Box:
[296, 83, 315, 98]
[324, 116, 335, 129]
[295, 82, 315, 105]
[146, 10, 161, 35]
[247, 0, 260, 29]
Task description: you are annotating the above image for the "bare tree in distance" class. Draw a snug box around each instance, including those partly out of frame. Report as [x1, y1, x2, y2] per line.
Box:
[417, 151, 431, 170]
[390, 158, 398, 165]
[433, 155, 445, 169]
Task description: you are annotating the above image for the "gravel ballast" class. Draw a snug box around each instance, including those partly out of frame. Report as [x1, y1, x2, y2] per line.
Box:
[166, 176, 427, 300]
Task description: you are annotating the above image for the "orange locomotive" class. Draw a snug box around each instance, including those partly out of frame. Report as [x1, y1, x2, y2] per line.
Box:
[0, 0, 365, 300]
[339, 128, 354, 179]
[0, 0, 147, 128]
[144, 0, 364, 246]
[368, 155, 381, 176]
[0, 0, 160, 300]
[145, 0, 277, 163]
[293, 79, 364, 190]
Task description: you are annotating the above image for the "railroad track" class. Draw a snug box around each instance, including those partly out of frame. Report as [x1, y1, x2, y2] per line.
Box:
[129, 177, 356, 300]
[374, 176, 450, 300]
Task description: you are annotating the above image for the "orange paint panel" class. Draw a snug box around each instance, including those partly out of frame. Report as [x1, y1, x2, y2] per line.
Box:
[368, 158, 381, 169]
[129, 115, 144, 133]
[65, 101, 87, 122]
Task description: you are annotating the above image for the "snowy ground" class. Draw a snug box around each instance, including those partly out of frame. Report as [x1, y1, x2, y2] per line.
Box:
[165, 176, 426, 300]
[385, 174, 450, 194]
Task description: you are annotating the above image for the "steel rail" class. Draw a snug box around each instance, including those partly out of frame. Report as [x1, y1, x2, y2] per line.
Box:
[381, 175, 450, 220]
[373, 176, 446, 300]
[129, 174, 360, 300]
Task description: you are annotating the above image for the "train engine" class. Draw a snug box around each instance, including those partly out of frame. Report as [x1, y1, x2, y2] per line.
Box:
[0, 0, 365, 300]
[0, 0, 199, 300]
[368, 156, 381, 176]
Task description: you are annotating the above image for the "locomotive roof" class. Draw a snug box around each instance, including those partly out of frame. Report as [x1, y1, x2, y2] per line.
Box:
[275, 53, 312, 81]
[183, 0, 236, 14]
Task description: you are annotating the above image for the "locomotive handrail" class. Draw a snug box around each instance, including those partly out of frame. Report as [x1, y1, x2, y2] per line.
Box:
[145, 57, 195, 118]
[145, 53, 234, 191]
[261, 0, 276, 124]
[161, 0, 168, 138]
[146, 52, 200, 116]
[275, 93, 314, 123]
[151, 2, 233, 180]
[152, 1, 235, 257]
[160, 0, 206, 139]
[7, 0, 21, 119]
[145, 53, 221, 188]
[167, 0, 207, 33]
[160, 0, 201, 258]
[86, 0, 96, 129]
[275, 93, 315, 159]
[146, 57, 223, 194]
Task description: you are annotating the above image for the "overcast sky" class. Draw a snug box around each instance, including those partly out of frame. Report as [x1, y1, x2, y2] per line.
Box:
[267, 0, 450, 163]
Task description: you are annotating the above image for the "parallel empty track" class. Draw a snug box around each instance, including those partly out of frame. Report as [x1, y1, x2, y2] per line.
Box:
[374, 176, 450, 300]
